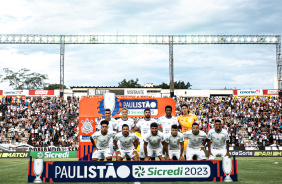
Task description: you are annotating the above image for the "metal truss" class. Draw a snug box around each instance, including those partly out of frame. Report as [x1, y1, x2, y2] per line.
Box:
[0, 34, 281, 96]
[0, 34, 280, 44]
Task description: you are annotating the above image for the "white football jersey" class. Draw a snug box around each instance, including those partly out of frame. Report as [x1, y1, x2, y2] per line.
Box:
[136, 118, 157, 140]
[91, 131, 116, 150]
[114, 132, 138, 150]
[165, 132, 184, 150]
[97, 118, 117, 132]
[157, 116, 179, 135]
[144, 131, 165, 149]
[115, 118, 135, 132]
[207, 128, 229, 150]
[183, 130, 207, 149]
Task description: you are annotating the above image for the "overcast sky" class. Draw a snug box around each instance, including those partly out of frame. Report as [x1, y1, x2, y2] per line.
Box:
[0, 0, 281, 90]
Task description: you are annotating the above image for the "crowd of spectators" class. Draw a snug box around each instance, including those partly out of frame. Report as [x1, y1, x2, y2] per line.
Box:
[0, 96, 79, 147]
[0, 95, 281, 148]
[174, 96, 282, 147]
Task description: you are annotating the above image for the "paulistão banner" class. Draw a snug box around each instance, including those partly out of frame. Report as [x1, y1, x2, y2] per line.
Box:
[28, 159, 238, 183]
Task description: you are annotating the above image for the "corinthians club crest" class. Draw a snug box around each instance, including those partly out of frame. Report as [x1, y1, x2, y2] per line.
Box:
[81, 118, 94, 134]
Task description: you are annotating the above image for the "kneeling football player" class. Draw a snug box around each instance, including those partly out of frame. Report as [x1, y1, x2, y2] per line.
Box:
[90, 120, 116, 161]
[183, 123, 207, 160]
[144, 122, 166, 161]
[114, 124, 139, 161]
[164, 124, 185, 160]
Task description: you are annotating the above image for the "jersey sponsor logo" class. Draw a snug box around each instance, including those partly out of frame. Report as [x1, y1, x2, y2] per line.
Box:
[81, 118, 94, 134]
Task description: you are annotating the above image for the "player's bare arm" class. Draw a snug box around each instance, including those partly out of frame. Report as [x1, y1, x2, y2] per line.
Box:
[90, 136, 97, 152]
[113, 139, 120, 158]
[206, 139, 213, 158]
[160, 141, 166, 161]
[144, 141, 150, 161]
[225, 141, 231, 158]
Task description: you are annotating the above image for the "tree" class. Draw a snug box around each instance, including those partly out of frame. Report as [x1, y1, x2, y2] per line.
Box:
[154, 82, 170, 89]
[44, 84, 67, 90]
[118, 78, 142, 88]
[0, 68, 48, 90]
[174, 81, 192, 89]
[154, 81, 192, 89]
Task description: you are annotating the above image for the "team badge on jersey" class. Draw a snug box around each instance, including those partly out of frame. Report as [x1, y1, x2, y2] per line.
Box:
[81, 118, 94, 134]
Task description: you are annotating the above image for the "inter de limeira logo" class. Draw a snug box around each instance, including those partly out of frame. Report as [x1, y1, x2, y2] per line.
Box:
[81, 118, 94, 134]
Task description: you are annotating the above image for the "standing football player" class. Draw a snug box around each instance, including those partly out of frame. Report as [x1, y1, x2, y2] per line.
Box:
[90, 120, 116, 161]
[164, 125, 185, 160]
[132, 109, 156, 160]
[114, 124, 139, 161]
[183, 123, 207, 160]
[157, 105, 179, 135]
[115, 108, 135, 132]
[97, 108, 117, 158]
[144, 122, 166, 161]
[207, 119, 231, 159]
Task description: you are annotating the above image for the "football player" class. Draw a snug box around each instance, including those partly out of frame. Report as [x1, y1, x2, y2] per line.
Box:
[183, 123, 207, 160]
[114, 124, 139, 161]
[144, 122, 166, 161]
[132, 109, 156, 160]
[90, 120, 116, 161]
[164, 124, 185, 160]
[207, 119, 231, 160]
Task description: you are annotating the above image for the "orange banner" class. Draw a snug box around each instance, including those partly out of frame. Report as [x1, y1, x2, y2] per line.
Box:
[78, 97, 175, 160]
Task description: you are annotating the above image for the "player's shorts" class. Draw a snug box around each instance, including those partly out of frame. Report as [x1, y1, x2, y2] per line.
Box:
[147, 147, 162, 157]
[117, 149, 137, 159]
[186, 147, 206, 160]
[92, 148, 112, 160]
[208, 148, 227, 160]
[168, 150, 181, 160]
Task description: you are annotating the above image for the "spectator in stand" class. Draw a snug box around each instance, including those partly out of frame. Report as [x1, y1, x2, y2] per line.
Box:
[0, 96, 79, 147]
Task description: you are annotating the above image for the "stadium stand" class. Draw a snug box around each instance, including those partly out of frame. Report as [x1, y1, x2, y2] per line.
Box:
[0, 95, 281, 150]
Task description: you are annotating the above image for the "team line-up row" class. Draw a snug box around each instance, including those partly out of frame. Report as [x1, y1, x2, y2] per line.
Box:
[90, 106, 230, 161]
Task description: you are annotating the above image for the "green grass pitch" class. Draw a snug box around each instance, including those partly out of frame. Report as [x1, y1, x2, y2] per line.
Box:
[0, 157, 281, 184]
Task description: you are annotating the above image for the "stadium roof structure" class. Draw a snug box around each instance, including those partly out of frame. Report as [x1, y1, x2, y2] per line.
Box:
[0, 34, 281, 96]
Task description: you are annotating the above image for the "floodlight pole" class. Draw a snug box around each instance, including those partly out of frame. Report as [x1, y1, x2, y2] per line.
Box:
[169, 36, 174, 97]
[276, 38, 282, 94]
[60, 36, 65, 97]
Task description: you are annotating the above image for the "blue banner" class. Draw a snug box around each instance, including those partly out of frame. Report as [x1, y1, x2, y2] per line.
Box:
[28, 157, 237, 182]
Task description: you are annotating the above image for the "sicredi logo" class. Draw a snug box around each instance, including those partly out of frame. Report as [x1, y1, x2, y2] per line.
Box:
[44, 151, 70, 158]
[132, 165, 211, 178]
